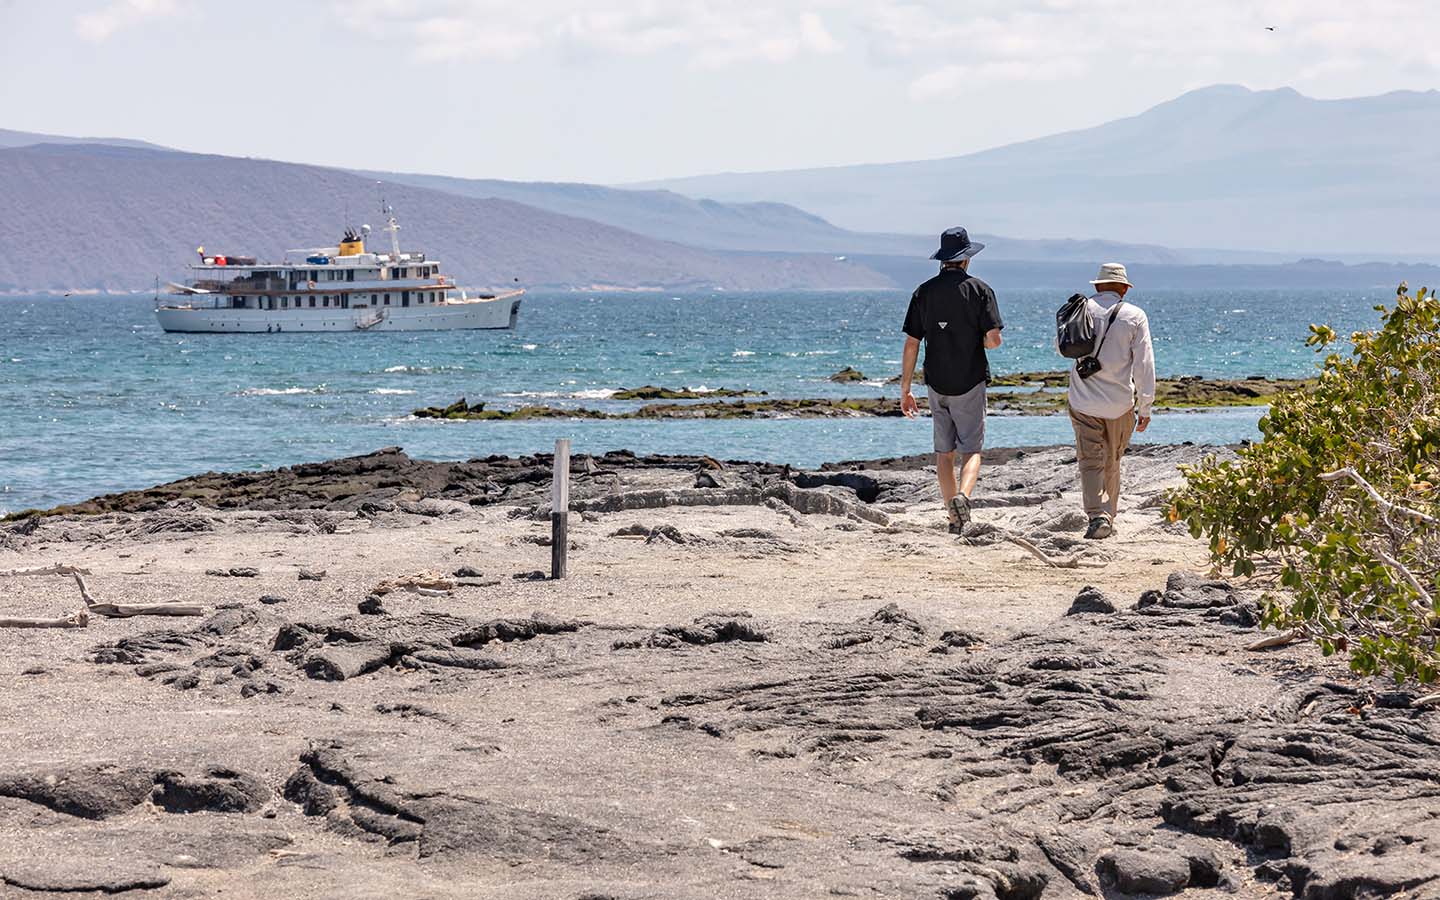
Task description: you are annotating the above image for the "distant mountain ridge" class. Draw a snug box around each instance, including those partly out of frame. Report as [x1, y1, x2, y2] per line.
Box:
[354, 168, 1290, 264]
[0, 143, 887, 292]
[0, 127, 171, 152]
[635, 85, 1440, 259]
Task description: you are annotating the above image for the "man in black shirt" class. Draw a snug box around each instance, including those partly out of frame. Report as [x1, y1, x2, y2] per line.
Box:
[900, 226, 1004, 534]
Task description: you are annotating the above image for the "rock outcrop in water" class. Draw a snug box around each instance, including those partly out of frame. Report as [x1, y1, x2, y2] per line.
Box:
[408, 375, 1313, 424]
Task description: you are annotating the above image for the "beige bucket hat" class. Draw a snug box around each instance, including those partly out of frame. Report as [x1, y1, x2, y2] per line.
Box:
[1089, 262, 1133, 287]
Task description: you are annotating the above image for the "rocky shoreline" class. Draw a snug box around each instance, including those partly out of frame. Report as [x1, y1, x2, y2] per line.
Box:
[2, 444, 1436, 898]
[411, 375, 1309, 421]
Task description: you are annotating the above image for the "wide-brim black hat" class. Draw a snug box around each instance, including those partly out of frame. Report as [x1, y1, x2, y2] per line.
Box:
[930, 226, 984, 261]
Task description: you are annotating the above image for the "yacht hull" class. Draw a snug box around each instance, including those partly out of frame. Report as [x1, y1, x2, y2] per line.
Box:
[155, 296, 521, 334]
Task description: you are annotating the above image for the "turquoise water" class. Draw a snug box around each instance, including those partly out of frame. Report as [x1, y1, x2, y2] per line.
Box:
[0, 289, 1386, 513]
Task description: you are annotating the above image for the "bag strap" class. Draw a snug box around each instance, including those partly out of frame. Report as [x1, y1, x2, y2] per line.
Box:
[1091, 299, 1124, 357]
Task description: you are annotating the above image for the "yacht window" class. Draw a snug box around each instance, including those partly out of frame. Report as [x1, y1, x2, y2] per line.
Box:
[322, 297, 329, 308]
[309, 297, 316, 307]
[383, 293, 390, 303]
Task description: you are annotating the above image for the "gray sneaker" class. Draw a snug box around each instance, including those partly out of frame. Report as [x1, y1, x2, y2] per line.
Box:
[948, 495, 972, 534]
[1083, 517, 1113, 540]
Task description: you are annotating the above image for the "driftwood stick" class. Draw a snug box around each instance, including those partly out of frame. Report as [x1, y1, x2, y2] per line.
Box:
[1413, 693, 1440, 710]
[1003, 533, 1108, 569]
[74, 573, 203, 618]
[0, 611, 88, 629]
[1246, 630, 1300, 651]
[0, 564, 92, 578]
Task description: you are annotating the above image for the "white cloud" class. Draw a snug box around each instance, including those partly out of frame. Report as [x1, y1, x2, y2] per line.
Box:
[340, 0, 844, 68]
[870, 0, 1440, 102]
[74, 0, 178, 42]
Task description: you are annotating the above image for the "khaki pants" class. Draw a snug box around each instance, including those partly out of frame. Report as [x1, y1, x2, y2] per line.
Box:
[1068, 407, 1136, 521]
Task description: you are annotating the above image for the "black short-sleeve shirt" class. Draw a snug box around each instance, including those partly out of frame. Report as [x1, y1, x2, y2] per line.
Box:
[902, 269, 1004, 396]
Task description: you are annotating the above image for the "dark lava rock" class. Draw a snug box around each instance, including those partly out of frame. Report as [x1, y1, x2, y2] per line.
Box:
[1066, 585, 1117, 615]
[453, 565, 484, 578]
[1098, 848, 1192, 895]
[205, 566, 259, 578]
[829, 366, 866, 382]
[868, 602, 926, 635]
[617, 612, 769, 649]
[1, 860, 169, 894]
[258, 594, 288, 605]
[282, 767, 338, 817]
[357, 595, 387, 615]
[937, 629, 984, 648]
[0, 765, 154, 819]
[1218, 601, 1260, 628]
[240, 680, 285, 698]
[298, 568, 327, 581]
[152, 766, 270, 813]
[452, 615, 588, 647]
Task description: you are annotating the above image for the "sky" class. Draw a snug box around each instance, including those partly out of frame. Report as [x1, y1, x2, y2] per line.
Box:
[1, 0, 1437, 184]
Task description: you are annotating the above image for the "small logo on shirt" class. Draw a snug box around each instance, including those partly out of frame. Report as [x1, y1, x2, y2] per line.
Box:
[938, 321, 948, 329]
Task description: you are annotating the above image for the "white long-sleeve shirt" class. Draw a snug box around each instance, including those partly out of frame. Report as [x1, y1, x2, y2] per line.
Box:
[1066, 291, 1156, 420]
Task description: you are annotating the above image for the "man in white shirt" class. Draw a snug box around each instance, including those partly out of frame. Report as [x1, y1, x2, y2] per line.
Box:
[1066, 263, 1156, 539]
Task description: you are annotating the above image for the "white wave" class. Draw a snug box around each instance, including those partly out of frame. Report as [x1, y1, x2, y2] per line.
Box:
[238, 386, 322, 396]
[383, 364, 463, 374]
[803, 350, 838, 356]
[573, 388, 619, 400]
[521, 344, 538, 351]
[370, 388, 416, 395]
[732, 350, 755, 357]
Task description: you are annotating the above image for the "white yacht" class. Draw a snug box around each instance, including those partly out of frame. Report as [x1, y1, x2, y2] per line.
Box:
[154, 206, 522, 333]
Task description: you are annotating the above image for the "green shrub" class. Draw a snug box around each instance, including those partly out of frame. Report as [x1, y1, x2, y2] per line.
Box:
[1170, 284, 1440, 683]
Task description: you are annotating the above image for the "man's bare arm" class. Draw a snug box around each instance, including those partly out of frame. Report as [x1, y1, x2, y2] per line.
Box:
[900, 336, 921, 418]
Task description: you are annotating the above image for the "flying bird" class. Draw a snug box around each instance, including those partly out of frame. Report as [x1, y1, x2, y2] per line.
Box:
[1265, 26, 1276, 31]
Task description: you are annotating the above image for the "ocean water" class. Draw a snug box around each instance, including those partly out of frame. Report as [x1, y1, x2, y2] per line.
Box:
[0, 288, 1389, 514]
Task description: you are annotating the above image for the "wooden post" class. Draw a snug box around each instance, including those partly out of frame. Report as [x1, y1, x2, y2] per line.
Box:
[551, 438, 570, 580]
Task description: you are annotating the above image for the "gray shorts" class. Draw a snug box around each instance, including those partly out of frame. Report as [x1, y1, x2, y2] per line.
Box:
[928, 383, 986, 454]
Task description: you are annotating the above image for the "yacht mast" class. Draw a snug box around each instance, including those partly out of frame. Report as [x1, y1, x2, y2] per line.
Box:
[379, 187, 401, 259]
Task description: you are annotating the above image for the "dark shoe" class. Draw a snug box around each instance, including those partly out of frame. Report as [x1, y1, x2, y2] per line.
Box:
[948, 521, 965, 536]
[948, 495, 972, 531]
[1083, 517, 1113, 540]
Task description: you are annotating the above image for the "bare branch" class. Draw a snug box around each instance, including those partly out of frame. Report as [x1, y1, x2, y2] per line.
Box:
[1246, 630, 1300, 651]
[1002, 533, 1108, 569]
[0, 611, 88, 629]
[1320, 467, 1438, 526]
[1370, 545, 1436, 618]
[73, 573, 203, 618]
[0, 564, 93, 577]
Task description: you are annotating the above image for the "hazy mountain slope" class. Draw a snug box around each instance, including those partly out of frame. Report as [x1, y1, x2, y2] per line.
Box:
[355, 169, 925, 255]
[0, 127, 169, 151]
[0, 144, 889, 292]
[359, 169, 1250, 263]
[636, 86, 1440, 257]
